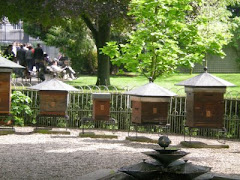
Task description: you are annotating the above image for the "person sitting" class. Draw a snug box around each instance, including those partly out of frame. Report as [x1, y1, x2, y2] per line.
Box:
[61, 59, 76, 80]
[50, 58, 63, 74]
[46, 58, 76, 80]
[46, 58, 67, 79]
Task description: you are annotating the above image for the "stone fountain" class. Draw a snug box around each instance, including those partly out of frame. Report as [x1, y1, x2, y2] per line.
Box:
[100, 136, 211, 180]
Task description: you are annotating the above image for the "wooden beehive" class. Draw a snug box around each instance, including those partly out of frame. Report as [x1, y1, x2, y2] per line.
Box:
[176, 71, 235, 129]
[131, 96, 169, 125]
[126, 81, 176, 125]
[0, 72, 11, 114]
[39, 91, 68, 116]
[28, 78, 79, 117]
[92, 93, 111, 121]
[185, 88, 225, 128]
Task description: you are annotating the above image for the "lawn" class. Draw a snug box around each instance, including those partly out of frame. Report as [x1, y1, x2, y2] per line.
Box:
[68, 73, 240, 97]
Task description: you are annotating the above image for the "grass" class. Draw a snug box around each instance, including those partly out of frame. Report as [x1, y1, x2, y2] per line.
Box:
[68, 73, 240, 97]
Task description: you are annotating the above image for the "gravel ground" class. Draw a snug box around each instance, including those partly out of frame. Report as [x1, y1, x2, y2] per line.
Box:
[0, 127, 240, 180]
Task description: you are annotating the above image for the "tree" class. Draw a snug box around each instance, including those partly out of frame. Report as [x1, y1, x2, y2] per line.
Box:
[45, 18, 97, 74]
[102, 0, 236, 82]
[0, 0, 130, 85]
[227, 4, 240, 64]
[23, 22, 50, 41]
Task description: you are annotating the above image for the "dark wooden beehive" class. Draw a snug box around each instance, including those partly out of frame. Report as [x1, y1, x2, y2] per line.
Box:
[126, 81, 176, 125]
[176, 71, 235, 129]
[131, 96, 169, 125]
[0, 72, 11, 114]
[0, 57, 24, 116]
[185, 88, 225, 128]
[39, 91, 68, 116]
[92, 93, 111, 121]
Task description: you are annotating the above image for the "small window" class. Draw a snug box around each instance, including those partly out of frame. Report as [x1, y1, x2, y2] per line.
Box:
[153, 107, 157, 114]
[100, 105, 105, 111]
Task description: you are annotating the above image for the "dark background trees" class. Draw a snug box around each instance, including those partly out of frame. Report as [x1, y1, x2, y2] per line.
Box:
[0, 0, 130, 85]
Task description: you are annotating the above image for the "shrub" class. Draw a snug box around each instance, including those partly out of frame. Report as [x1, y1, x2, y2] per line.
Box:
[10, 91, 33, 126]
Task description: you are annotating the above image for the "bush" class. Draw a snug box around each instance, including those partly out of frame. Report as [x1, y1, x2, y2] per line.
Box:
[10, 91, 33, 126]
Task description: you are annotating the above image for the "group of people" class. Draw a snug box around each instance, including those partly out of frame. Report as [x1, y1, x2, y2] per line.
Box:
[2, 42, 76, 81]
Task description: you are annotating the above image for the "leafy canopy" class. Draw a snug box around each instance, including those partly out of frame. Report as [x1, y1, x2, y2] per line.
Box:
[45, 18, 96, 73]
[102, 0, 236, 81]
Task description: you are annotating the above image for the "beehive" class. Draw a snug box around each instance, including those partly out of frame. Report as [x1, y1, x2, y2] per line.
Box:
[126, 81, 176, 125]
[92, 93, 111, 121]
[131, 96, 169, 125]
[28, 78, 79, 116]
[0, 57, 24, 115]
[176, 71, 235, 128]
[0, 72, 11, 114]
[39, 91, 68, 116]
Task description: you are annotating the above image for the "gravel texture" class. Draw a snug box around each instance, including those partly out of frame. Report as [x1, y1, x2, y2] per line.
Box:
[0, 127, 240, 179]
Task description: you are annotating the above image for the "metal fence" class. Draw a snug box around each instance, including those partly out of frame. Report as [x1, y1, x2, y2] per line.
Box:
[11, 82, 240, 139]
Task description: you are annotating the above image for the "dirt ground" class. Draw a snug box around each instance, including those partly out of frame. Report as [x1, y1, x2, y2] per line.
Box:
[0, 127, 240, 180]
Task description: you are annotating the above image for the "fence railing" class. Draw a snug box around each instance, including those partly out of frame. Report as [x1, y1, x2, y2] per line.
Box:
[11, 83, 240, 139]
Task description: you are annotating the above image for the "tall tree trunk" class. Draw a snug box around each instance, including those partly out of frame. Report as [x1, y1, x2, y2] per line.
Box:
[82, 15, 111, 85]
[95, 19, 111, 86]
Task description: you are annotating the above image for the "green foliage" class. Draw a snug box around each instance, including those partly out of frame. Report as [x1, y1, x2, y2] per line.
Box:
[228, 4, 240, 65]
[57, 120, 66, 128]
[68, 73, 239, 96]
[102, 0, 235, 82]
[23, 22, 50, 41]
[10, 91, 32, 126]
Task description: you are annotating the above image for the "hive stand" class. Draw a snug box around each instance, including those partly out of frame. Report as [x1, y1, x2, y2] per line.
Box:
[28, 78, 79, 133]
[0, 72, 15, 131]
[80, 93, 116, 135]
[35, 90, 69, 130]
[176, 68, 234, 146]
[0, 57, 24, 134]
[125, 79, 176, 141]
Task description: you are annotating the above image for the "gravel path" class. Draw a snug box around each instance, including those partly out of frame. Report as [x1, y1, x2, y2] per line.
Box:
[0, 127, 240, 179]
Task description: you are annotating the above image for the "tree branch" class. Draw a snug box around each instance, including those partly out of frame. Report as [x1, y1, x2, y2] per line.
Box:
[81, 14, 98, 41]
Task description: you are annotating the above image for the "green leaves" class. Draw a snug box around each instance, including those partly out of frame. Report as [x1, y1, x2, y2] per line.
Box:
[11, 91, 33, 126]
[102, 0, 236, 81]
[100, 41, 120, 59]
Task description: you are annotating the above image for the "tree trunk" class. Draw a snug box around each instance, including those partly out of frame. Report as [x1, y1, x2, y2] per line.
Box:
[82, 15, 111, 85]
[95, 19, 111, 86]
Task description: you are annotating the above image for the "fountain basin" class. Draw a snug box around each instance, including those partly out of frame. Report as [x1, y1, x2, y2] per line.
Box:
[154, 148, 180, 154]
[119, 161, 163, 180]
[143, 150, 189, 167]
[166, 162, 211, 180]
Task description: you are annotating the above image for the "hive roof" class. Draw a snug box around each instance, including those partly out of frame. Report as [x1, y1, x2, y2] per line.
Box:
[28, 78, 79, 91]
[0, 56, 24, 69]
[175, 72, 235, 87]
[125, 82, 176, 97]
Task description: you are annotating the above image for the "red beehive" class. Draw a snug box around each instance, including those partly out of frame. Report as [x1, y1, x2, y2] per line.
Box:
[176, 69, 235, 128]
[126, 79, 176, 125]
[92, 93, 111, 121]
